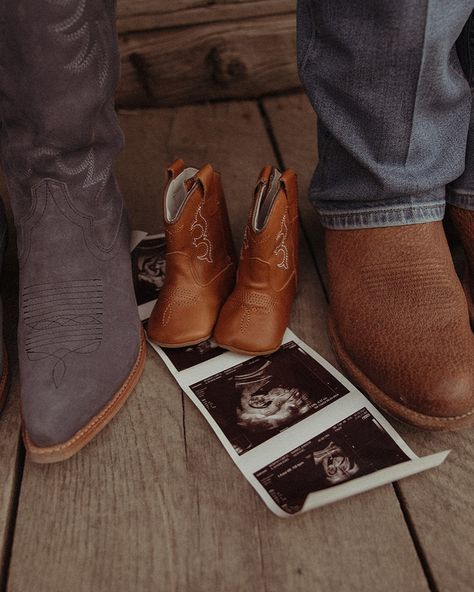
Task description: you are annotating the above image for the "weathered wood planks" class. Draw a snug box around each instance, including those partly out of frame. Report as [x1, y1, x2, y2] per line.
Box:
[0, 388, 21, 591]
[0, 189, 22, 592]
[263, 92, 474, 592]
[116, 0, 294, 33]
[6, 101, 429, 591]
[117, 13, 299, 107]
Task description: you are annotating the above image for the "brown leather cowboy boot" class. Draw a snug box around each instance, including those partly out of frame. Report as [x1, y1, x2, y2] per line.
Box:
[326, 221, 474, 430]
[0, 0, 146, 462]
[448, 205, 474, 323]
[214, 166, 298, 355]
[148, 160, 237, 347]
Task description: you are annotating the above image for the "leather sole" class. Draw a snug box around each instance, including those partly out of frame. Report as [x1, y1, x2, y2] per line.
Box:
[0, 345, 9, 414]
[327, 314, 474, 431]
[150, 334, 212, 349]
[23, 329, 147, 464]
[214, 340, 280, 357]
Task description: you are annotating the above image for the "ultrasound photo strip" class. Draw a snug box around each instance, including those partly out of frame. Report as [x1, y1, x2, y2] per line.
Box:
[131, 232, 167, 321]
[131, 231, 449, 515]
[147, 324, 449, 516]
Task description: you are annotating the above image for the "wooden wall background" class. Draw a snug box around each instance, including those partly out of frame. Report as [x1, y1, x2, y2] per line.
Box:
[116, 0, 299, 107]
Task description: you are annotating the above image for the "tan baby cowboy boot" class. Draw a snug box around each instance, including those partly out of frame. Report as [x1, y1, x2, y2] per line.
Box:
[148, 160, 237, 347]
[214, 166, 298, 355]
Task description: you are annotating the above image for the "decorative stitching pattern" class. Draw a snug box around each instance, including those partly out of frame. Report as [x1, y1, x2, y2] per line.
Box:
[29, 147, 112, 189]
[241, 226, 249, 257]
[57, 147, 112, 188]
[47, 0, 109, 87]
[6, 1, 118, 195]
[230, 291, 277, 335]
[274, 214, 289, 269]
[228, 291, 277, 313]
[160, 287, 199, 327]
[49, 0, 87, 30]
[23, 330, 146, 459]
[18, 179, 121, 268]
[191, 205, 213, 263]
[235, 291, 277, 309]
[23, 279, 104, 388]
[361, 260, 456, 302]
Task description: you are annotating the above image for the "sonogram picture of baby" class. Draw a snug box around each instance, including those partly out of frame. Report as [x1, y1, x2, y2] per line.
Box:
[254, 408, 410, 514]
[190, 341, 350, 454]
[235, 360, 313, 432]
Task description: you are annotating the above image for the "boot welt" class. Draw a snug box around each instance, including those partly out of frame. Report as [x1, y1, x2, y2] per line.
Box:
[150, 334, 212, 349]
[213, 340, 280, 357]
[23, 329, 147, 464]
[0, 345, 9, 414]
[327, 314, 474, 431]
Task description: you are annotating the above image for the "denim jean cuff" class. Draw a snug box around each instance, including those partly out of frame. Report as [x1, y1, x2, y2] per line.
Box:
[446, 188, 474, 211]
[314, 200, 446, 230]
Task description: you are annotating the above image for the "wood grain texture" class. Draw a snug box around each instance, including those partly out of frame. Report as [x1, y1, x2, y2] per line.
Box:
[264, 92, 474, 592]
[395, 429, 474, 592]
[0, 186, 22, 590]
[116, 0, 294, 33]
[0, 387, 21, 588]
[7, 101, 429, 592]
[117, 13, 299, 107]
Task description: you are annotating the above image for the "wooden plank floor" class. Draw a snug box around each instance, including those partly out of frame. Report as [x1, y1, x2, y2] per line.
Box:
[0, 94, 471, 592]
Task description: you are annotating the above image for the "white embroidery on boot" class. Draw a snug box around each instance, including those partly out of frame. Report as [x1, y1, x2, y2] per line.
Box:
[241, 226, 249, 258]
[274, 214, 289, 269]
[191, 205, 213, 263]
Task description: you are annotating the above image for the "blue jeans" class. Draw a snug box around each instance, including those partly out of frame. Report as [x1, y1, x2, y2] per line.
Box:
[297, 0, 474, 229]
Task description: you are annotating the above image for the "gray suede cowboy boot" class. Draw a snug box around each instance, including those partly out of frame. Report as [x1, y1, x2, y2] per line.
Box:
[0, 200, 8, 412]
[0, 0, 145, 462]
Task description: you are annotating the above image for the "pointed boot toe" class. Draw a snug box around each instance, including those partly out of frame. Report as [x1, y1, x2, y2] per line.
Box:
[21, 292, 146, 464]
[18, 201, 147, 463]
[148, 282, 218, 347]
[214, 166, 298, 356]
[214, 288, 286, 355]
[22, 326, 146, 459]
[414, 367, 474, 421]
[327, 221, 474, 431]
[148, 160, 237, 348]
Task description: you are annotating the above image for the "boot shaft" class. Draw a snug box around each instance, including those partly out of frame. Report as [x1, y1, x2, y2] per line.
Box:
[0, 0, 123, 234]
[238, 167, 298, 291]
[163, 160, 237, 286]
